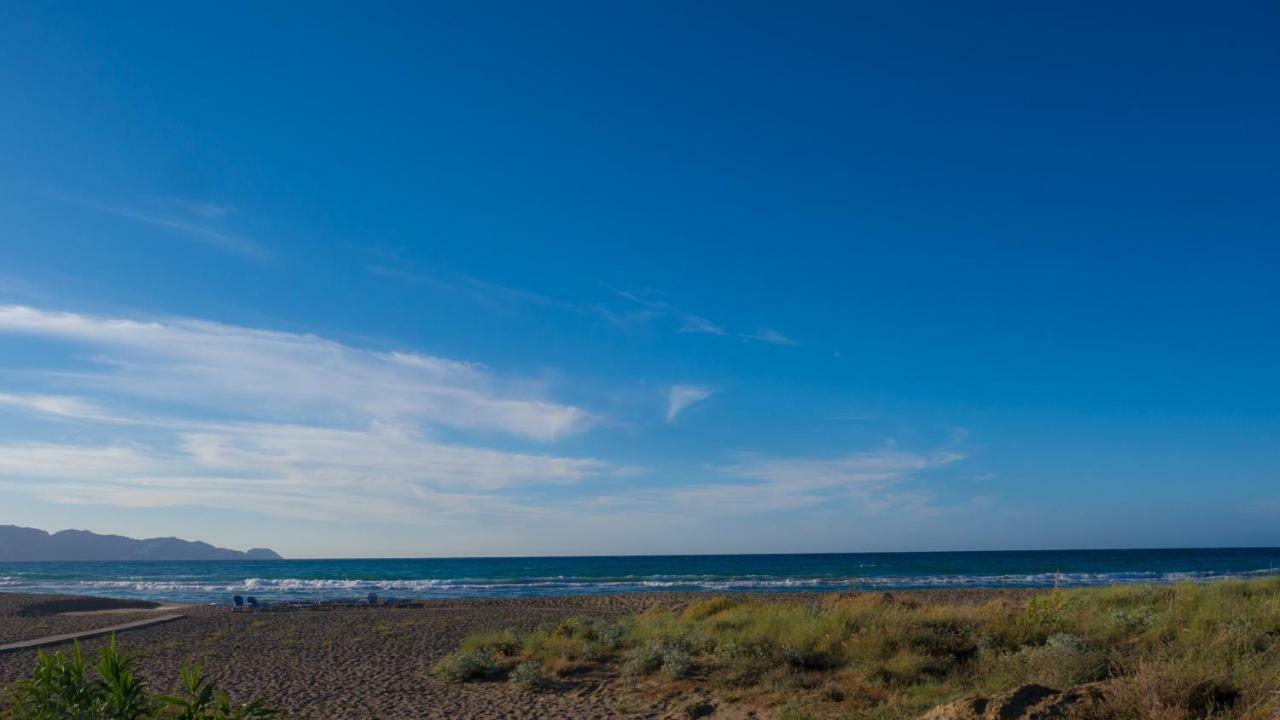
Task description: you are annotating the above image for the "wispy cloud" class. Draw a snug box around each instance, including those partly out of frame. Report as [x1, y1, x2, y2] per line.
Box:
[600, 448, 964, 516]
[0, 423, 612, 521]
[0, 393, 115, 422]
[0, 305, 593, 441]
[607, 286, 727, 336]
[740, 328, 799, 346]
[718, 450, 963, 491]
[84, 199, 264, 259]
[369, 268, 796, 350]
[0, 305, 621, 521]
[677, 315, 727, 336]
[168, 198, 235, 219]
[666, 385, 712, 423]
[608, 287, 799, 346]
[366, 265, 600, 318]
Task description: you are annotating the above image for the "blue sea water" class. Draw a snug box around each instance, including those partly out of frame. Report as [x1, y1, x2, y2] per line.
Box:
[1, 548, 1278, 605]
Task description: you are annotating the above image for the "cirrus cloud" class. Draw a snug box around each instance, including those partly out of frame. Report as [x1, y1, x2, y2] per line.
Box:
[0, 305, 593, 441]
[666, 385, 712, 423]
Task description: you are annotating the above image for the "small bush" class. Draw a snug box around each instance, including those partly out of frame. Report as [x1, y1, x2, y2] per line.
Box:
[162, 663, 279, 719]
[991, 633, 1108, 688]
[507, 661, 544, 690]
[6, 635, 276, 720]
[461, 629, 521, 656]
[431, 648, 501, 683]
[1110, 607, 1156, 635]
[659, 645, 692, 678]
[621, 643, 664, 676]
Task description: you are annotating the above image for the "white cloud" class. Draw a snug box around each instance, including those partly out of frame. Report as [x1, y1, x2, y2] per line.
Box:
[677, 315, 727, 336]
[717, 450, 959, 491]
[740, 328, 799, 346]
[0, 305, 617, 522]
[666, 385, 712, 423]
[0, 423, 612, 521]
[600, 449, 964, 516]
[0, 393, 113, 421]
[0, 305, 593, 441]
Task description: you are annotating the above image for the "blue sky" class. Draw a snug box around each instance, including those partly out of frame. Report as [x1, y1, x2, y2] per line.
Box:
[0, 1, 1276, 558]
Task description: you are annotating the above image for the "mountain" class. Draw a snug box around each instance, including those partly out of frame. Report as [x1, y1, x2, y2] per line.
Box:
[0, 525, 283, 561]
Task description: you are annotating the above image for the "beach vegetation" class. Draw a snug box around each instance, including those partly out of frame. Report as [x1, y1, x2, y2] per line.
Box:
[429, 647, 501, 683]
[5, 635, 276, 720]
[437, 577, 1280, 718]
[506, 660, 545, 690]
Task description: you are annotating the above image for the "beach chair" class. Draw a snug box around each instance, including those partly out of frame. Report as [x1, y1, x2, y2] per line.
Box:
[233, 595, 244, 610]
[367, 592, 378, 605]
[246, 596, 259, 609]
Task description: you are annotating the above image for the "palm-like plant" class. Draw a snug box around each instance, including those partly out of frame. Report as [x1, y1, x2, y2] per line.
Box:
[5, 636, 275, 720]
[96, 637, 154, 720]
[159, 664, 277, 720]
[9, 641, 103, 720]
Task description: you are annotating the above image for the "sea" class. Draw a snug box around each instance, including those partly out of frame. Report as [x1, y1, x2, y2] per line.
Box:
[2, 548, 1278, 605]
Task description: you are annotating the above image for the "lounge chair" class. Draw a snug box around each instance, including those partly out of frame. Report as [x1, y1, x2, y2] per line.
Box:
[233, 595, 244, 610]
[246, 596, 259, 609]
[367, 593, 378, 605]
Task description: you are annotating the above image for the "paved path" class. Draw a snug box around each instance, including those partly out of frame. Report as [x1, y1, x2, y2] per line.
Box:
[0, 614, 186, 654]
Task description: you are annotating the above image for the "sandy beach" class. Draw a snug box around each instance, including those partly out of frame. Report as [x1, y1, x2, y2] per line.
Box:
[0, 589, 1035, 719]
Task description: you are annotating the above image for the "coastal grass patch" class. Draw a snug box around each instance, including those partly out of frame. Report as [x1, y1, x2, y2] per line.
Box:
[429, 647, 502, 683]
[435, 577, 1280, 718]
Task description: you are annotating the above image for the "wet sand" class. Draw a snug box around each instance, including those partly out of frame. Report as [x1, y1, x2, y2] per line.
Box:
[0, 589, 1037, 719]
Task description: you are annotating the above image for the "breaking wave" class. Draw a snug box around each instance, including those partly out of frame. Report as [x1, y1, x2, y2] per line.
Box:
[2, 565, 1277, 604]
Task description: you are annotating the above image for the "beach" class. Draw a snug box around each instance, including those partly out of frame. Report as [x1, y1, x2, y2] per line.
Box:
[0, 589, 1033, 719]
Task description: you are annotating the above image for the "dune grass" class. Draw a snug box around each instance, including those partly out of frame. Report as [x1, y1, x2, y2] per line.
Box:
[434, 577, 1280, 719]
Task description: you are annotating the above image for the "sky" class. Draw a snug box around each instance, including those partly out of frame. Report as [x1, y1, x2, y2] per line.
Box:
[0, 1, 1277, 558]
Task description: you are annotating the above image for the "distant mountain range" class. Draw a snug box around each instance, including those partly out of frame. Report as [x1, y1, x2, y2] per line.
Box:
[0, 525, 282, 561]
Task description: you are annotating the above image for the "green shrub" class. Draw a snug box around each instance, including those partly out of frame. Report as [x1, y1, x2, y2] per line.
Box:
[460, 629, 521, 657]
[161, 663, 278, 719]
[1109, 607, 1156, 635]
[6, 635, 276, 720]
[659, 645, 692, 678]
[430, 648, 501, 684]
[506, 661, 544, 690]
[989, 633, 1108, 688]
[621, 643, 664, 676]
[8, 639, 122, 720]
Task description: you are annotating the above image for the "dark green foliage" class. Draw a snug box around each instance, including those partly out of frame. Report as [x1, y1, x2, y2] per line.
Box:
[506, 661, 544, 690]
[430, 648, 501, 683]
[8, 640, 111, 720]
[158, 665, 278, 719]
[6, 636, 276, 720]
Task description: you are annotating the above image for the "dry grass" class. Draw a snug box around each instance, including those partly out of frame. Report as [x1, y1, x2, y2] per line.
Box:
[435, 577, 1280, 719]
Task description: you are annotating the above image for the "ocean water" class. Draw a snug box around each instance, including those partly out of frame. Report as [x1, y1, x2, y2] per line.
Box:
[1, 548, 1278, 605]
